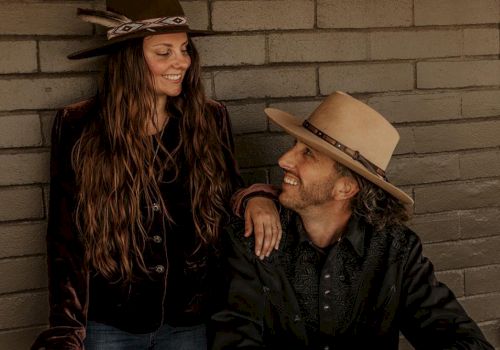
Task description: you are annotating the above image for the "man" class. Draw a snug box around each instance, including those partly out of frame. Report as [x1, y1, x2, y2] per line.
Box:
[211, 92, 493, 349]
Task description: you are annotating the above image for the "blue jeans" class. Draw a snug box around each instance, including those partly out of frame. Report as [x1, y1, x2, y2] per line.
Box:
[85, 321, 207, 350]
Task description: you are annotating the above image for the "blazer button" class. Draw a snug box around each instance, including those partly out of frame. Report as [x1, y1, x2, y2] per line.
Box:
[152, 235, 162, 243]
[152, 203, 160, 212]
[154, 265, 165, 274]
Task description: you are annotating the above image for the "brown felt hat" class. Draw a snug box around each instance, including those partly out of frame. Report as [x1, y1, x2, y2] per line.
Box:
[68, 0, 212, 60]
[265, 91, 414, 206]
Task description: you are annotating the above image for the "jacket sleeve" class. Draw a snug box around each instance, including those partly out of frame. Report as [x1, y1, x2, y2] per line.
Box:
[31, 110, 88, 350]
[400, 235, 493, 350]
[211, 225, 267, 349]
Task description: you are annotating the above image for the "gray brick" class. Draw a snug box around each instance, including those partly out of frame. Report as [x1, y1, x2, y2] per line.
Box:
[0, 256, 47, 294]
[399, 337, 414, 350]
[0, 187, 44, 222]
[460, 208, 500, 239]
[417, 60, 500, 89]
[180, 1, 209, 30]
[0, 3, 93, 35]
[268, 100, 321, 131]
[423, 235, 500, 271]
[408, 211, 460, 243]
[39, 40, 105, 73]
[212, 0, 314, 31]
[415, 0, 500, 26]
[226, 102, 267, 134]
[202, 73, 213, 99]
[460, 150, 500, 179]
[0, 291, 48, 329]
[0, 114, 42, 148]
[462, 90, 500, 118]
[414, 120, 500, 153]
[0, 222, 46, 258]
[214, 67, 316, 100]
[0, 41, 37, 74]
[0, 153, 50, 186]
[480, 321, 500, 347]
[270, 165, 285, 186]
[370, 30, 461, 59]
[366, 92, 461, 123]
[235, 133, 294, 168]
[415, 180, 500, 214]
[0, 77, 96, 111]
[193, 35, 265, 67]
[43, 184, 50, 218]
[388, 154, 459, 186]
[40, 112, 57, 147]
[0, 326, 48, 350]
[269, 32, 368, 62]
[464, 28, 500, 56]
[460, 293, 500, 323]
[436, 270, 464, 297]
[317, 0, 412, 28]
[240, 168, 269, 185]
[465, 265, 500, 296]
[319, 63, 413, 94]
[394, 127, 415, 155]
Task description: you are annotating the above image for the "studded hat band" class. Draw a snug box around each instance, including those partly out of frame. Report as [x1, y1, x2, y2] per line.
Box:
[107, 16, 188, 39]
[302, 120, 388, 181]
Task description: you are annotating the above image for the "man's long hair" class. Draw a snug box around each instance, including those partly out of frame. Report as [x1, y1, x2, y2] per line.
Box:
[335, 163, 411, 231]
[72, 37, 234, 282]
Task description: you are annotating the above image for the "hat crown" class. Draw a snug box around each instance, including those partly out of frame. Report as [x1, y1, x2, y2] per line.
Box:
[307, 92, 399, 171]
[107, 0, 185, 21]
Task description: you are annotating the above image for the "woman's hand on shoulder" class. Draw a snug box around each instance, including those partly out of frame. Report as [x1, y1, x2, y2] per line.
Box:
[244, 197, 282, 260]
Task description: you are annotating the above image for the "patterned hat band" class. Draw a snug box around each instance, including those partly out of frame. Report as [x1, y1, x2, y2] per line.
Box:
[302, 120, 388, 181]
[108, 16, 188, 39]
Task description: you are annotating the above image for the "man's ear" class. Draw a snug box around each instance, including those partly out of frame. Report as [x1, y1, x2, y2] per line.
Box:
[332, 176, 359, 201]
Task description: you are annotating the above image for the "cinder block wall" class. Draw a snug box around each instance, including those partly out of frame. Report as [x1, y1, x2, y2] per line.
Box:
[0, 0, 499, 349]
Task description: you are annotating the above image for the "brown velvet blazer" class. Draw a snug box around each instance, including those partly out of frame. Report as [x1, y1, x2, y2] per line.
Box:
[32, 98, 244, 350]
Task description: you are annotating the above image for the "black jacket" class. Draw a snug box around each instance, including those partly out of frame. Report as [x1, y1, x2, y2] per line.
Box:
[32, 98, 242, 350]
[212, 210, 493, 350]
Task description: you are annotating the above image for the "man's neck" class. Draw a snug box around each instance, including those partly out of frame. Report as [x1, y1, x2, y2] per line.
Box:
[297, 203, 352, 248]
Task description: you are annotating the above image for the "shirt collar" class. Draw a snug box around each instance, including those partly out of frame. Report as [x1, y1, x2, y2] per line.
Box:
[342, 215, 366, 257]
[293, 213, 367, 257]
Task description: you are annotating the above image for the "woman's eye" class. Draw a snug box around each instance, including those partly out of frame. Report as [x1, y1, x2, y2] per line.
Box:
[157, 50, 171, 57]
[304, 148, 313, 157]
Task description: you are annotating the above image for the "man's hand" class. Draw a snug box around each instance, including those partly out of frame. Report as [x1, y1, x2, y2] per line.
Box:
[244, 197, 282, 260]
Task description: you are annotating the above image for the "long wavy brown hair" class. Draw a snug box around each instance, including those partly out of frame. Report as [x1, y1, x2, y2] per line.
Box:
[72, 37, 234, 282]
[335, 162, 411, 231]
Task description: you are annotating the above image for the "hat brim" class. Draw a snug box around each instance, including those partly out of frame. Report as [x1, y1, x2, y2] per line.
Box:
[68, 27, 213, 60]
[265, 107, 414, 206]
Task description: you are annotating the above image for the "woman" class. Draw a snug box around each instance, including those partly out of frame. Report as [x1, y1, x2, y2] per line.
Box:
[31, 1, 279, 349]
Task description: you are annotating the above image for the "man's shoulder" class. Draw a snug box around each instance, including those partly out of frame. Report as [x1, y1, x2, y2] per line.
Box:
[223, 208, 296, 261]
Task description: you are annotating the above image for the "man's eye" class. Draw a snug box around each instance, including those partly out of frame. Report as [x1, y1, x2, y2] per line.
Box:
[304, 148, 313, 157]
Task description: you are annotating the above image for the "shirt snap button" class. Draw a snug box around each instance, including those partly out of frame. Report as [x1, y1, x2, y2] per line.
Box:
[324, 274, 331, 279]
[152, 203, 160, 212]
[154, 265, 165, 273]
[324, 290, 331, 295]
[339, 275, 345, 281]
[323, 305, 330, 310]
[152, 235, 162, 243]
